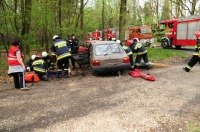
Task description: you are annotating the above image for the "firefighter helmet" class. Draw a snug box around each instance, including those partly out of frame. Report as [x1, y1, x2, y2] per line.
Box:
[195, 31, 200, 39]
[53, 35, 59, 40]
[133, 38, 140, 43]
[42, 51, 48, 57]
[31, 55, 36, 60]
[125, 40, 133, 46]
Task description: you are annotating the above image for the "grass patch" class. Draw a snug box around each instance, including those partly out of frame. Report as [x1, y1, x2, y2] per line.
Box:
[0, 59, 8, 76]
[146, 47, 188, 62]
[187, 123, 200, 132]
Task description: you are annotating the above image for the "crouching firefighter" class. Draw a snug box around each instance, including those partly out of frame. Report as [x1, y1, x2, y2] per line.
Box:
[116, 40, 134, 70]
[125, 38, 150, 69]
[184, 31, 200, 72]
[42, 51, 55, 70]
[31, 56, 48, 81]
[51, 35, 71, 78]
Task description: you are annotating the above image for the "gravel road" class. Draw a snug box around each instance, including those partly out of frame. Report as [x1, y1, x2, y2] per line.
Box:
[0, 59, 200, 132]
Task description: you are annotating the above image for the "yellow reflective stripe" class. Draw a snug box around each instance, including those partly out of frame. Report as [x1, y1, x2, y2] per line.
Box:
[186, 65, 192, 70]
[64, 68, 69, 71]
[52, 53, 56, 56]
[193, 53, 198, 55]
[127, 52, 133, 55]
[54, 41, 66, 47]
[34, 67, 46, 72]
[57, 53, 71, 60]
[123, 46, 128, 50]
[57, 69, 62, 71]
[135, 63, 140, 66]
[32, 60, 44, 65]
[134, 43, 142, 50]
[137, 50, 147, 55]
[131, 65, 134, 68]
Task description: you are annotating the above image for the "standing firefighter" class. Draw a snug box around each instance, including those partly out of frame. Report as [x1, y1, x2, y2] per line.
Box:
[184, 31, 200, 72]
[68, 34, 79, 70]
[116, 40, 134, 70]
[51, 35, 71, 78]
[125, 38, 150, 69]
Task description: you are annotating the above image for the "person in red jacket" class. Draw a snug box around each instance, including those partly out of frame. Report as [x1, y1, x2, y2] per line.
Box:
[8, 38, 28, 90]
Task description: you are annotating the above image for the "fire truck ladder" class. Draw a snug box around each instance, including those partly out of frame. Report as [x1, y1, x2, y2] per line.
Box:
[178, 14, 200, 21]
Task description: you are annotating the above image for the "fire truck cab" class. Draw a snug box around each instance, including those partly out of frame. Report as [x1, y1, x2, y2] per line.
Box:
[128, 26, 154, 47]
[160, 15, 200, 49]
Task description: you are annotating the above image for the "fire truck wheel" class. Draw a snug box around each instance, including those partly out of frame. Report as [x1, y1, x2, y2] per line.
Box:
[161, 40, 170, 49]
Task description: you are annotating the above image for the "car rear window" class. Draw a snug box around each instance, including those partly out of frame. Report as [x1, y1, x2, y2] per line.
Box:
[95, 43, 122, 56]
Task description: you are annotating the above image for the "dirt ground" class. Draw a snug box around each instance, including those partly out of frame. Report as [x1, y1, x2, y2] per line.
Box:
[0, 58, 200, 132]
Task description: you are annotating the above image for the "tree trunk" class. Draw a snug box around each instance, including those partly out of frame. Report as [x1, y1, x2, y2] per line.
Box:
[102, 0, 105, 40]
[14, 0, 19, 33]
[58, 0, 62, 37]
[80, 0, 84, 40]
[21, 0, 32, 36]
[119, 0, 127, 41]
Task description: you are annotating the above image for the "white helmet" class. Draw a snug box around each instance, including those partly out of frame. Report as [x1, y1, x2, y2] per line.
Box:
[116, 40, 121, 43]
[42, 51, 48, 57]
[133, 38, 140, 43]
[53, 35, 59, 40]
[31, 55, 36, 60]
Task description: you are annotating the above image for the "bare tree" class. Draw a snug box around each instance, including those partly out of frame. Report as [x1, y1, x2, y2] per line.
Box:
[119, 0, 127, 41]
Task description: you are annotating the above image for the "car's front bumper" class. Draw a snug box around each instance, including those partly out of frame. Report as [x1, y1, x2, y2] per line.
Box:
[91, 63, 131, 73]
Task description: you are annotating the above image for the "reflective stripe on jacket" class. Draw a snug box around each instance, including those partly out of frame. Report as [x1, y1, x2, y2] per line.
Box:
[130, 42, 147, 55]
[51, 39, 71, 61]
[32, 59, 46, 73]
[8, 46, 23, 66]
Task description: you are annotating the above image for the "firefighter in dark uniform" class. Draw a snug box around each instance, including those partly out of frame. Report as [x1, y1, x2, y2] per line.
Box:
[184, 31, 200, 72]
[42, 51, 55, 70]
[68, 34, 79, 70]
[31, 56, 48, 81]
[116, 40, 134, 70]
[51, 35, 71, 78]
[125, 38, 149, 69]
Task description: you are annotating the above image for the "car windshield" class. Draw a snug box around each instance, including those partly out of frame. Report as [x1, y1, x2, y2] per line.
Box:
[95, 43, 122, 56]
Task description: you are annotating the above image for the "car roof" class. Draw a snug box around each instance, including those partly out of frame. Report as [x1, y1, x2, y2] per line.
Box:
[91, 41, 118, 46]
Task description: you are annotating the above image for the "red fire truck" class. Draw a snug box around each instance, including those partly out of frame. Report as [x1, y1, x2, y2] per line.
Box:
[160, 15, 200, 49]
[105, 28, 116, 41]
[128, 25, 154, 46]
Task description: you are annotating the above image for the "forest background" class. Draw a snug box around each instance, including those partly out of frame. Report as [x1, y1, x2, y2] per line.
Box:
[0, 0, 200, 54]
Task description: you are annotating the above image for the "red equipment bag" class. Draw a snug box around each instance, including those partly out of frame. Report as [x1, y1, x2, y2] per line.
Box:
[78, 46, 88, 53]
[129, 69, 155, 81]
[25, 72, 40, 83]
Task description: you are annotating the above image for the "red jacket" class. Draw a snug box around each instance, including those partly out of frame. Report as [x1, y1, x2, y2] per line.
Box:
[8, 46, 23, 66]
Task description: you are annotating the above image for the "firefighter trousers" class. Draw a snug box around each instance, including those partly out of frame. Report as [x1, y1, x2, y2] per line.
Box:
[184, 54, 200, 72]
[57, 57, 70, 75]
[135, 53, 149, 68]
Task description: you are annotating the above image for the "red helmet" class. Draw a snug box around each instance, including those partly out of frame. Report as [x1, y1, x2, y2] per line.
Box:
[195, 31, 200, 39]
[125, 40, 133, 46]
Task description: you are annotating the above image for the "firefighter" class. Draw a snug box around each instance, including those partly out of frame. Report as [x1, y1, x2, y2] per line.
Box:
[8, 38, 28, 90]
[51, 35, 71, 78]
[26, 55, 42, 72]
[68, 34, 79, 70]
[116, 40, 134, 70]
[125, 38, 150, 69]
[41, 51, 55, 70]
[183, 31, 200, 72]
[31, 55, 48, 81]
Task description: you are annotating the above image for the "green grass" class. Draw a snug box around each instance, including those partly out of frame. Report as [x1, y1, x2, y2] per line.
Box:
[187, 123, 200, 132]
[146, 47, 188, 62]
[0, 59, 8, 76]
